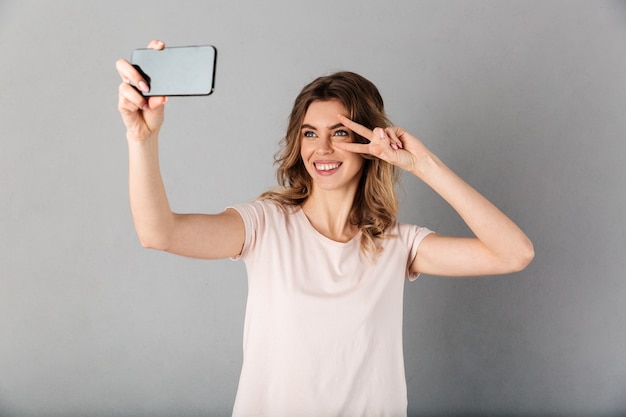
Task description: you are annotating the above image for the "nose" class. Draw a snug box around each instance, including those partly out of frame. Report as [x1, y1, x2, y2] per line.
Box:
[315, 136, 333, 155]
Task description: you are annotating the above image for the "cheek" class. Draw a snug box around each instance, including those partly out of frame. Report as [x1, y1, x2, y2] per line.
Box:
[298, 144, 313, 169]
[348, 152, 366, 167]
[299, 140, 315, 159]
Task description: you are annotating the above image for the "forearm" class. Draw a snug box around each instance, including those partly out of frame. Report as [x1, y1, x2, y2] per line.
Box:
[127, 134, 175, 249]
[413, 152, 534, 268]
[332, 117, 533, 274]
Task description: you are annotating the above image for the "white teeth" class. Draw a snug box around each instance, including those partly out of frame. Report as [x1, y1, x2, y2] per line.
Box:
[316, 163, 341, 171]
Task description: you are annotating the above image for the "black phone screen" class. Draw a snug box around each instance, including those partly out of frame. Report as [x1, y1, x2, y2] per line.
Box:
[131, 45, 217, 96]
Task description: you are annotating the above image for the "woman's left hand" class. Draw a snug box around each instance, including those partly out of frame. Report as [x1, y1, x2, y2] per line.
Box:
[337, 116, 534, 278]
[334, 115, 431, 174]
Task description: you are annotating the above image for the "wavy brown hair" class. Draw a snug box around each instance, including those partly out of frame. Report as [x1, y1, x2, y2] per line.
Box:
[259, 71, 399, 256]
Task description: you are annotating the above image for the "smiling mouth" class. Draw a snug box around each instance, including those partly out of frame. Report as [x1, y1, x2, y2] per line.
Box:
[314, 162, 342, 171]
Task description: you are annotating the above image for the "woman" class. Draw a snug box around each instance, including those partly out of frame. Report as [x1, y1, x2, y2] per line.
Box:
[116, 40, 534, 417]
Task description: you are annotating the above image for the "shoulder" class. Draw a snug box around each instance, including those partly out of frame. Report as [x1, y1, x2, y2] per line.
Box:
[229, 199, 272, 217]
[388, 221, 434, 244]
[228, 200, 302, 261]
[384, 221, 435, 260]
[229, 199, 298, 231]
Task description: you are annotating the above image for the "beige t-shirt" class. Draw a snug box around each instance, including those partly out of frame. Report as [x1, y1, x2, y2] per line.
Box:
[230, 200, 433, 417]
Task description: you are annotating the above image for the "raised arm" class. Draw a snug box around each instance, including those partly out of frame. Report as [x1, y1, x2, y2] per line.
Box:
[336, 115, 534, 277]
[116, 40, 244, 260]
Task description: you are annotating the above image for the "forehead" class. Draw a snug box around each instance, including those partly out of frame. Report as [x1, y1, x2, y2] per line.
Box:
[303, 99, 348, 124]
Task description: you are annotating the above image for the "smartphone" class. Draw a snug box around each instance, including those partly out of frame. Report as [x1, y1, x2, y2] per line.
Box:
[131, 45, 217, 96]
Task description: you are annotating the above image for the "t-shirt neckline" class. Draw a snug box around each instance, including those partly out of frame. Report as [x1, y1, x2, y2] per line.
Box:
[295, 206, 362, 247]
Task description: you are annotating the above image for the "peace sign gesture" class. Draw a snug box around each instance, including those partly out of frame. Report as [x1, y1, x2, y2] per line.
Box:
[334, 115, 433, 176]
[334, 115, 534, 277]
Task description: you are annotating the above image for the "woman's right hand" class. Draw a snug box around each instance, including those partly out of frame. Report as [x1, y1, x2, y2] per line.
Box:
[116, 39, 168, 142]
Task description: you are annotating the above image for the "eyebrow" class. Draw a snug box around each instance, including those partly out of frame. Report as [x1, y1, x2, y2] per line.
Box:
[301, 123, 346, 130]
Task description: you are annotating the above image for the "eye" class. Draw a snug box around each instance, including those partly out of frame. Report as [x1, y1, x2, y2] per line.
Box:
[303, 130, 317, 138]
[332, 129, 351, 141]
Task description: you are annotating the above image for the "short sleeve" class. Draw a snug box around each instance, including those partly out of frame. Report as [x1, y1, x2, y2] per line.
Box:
[405, 225, 435, 281]
[227, 201, 263, 261]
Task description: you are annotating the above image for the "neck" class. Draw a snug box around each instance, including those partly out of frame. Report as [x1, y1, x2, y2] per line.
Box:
[301, 187, 359, 243]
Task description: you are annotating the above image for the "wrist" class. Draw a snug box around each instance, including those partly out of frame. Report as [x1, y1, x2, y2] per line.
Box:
[126, 128, 159, 145]
[410, 152, 443, 179]
[127, 133, 160, 157]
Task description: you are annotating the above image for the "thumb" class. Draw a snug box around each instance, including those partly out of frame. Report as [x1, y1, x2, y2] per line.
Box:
[147, 96, 168, 110]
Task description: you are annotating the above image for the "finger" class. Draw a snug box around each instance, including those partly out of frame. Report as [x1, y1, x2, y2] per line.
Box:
[118, 82, 148, 111]
[332, 141, 372, 154]
[375, 127, 399, 152]
[337, 115, 373, 140]
[115, 40, 164, 91]
[339, 115, 399, 150]
[119, 83, 167, 114]
[147, 39, 165, 50]
[115, 58, 133, 82]
[115, 59, 150, 93]
[375, 127, 387, 141]
[385, 127, 404, 149]
[147, 95, 168, 109]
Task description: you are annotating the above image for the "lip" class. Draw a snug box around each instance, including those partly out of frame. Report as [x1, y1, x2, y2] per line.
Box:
[313, 160, 342, 176]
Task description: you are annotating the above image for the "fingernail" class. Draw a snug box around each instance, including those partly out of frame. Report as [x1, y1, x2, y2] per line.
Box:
[379, 129, 385, 139]
[138, 81, 149, 93]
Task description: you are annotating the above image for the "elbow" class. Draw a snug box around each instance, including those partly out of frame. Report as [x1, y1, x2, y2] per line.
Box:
[138, 238, 159, 251]
[133, 217, 176, 252]
[138, 236, 160, 251]
[508, 240, 535, 273]
[136, 232, 170, 252]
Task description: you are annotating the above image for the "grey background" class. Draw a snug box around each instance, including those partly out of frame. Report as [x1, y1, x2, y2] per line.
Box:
[1, 1, 625, 416]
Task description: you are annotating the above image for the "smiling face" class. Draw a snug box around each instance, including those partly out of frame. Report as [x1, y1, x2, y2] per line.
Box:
[299, 99, 365, 195]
